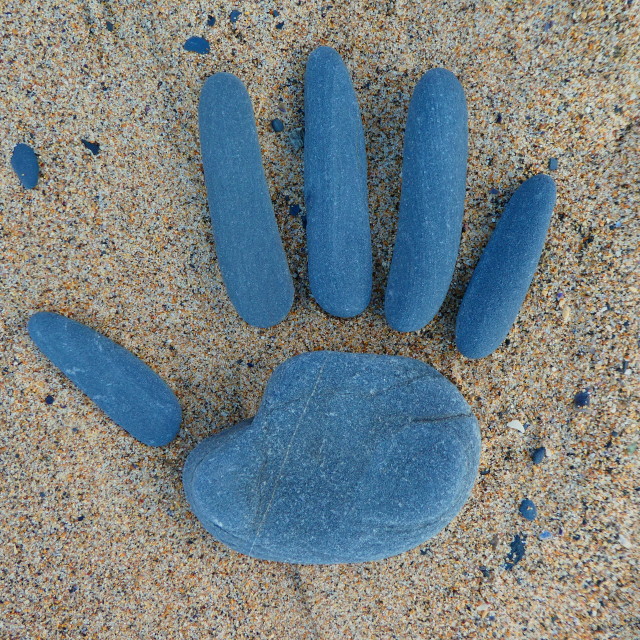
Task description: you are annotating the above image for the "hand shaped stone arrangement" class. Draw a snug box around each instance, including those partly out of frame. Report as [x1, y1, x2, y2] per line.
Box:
[27, 46, 556, 564]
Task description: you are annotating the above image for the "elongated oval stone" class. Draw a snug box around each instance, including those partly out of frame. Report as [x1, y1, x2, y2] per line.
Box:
[199, 73, 294, 328]
[304, 47, 372, 317]
[28, 312, 181, 446]
[11, 143, 39, 189]
[385, 69, 468, 332]
[456, 174, 557, 359]
[183, 351, 480, 564]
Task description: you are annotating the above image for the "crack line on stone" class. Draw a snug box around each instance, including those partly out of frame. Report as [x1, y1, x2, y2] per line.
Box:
[249, 354, 329, 554]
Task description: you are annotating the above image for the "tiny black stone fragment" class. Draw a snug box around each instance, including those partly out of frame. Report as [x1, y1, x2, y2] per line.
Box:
[548, 157, 559, 171]
[45, 395, 54, 405]
[495, 113, 502, 124]
[106, 21, 114, 31]
[276, 21, 285, 29]
[574, 390, 591, 407]
[531, 446, 547, 464]
[207, 15, 216, 26]
[289, 204, 301, 216]
[230, 10, 241, 23]
[81, 139, 100, 155]
[271, 118, 284, 132]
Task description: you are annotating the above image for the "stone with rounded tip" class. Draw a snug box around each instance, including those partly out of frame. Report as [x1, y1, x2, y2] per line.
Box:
[385, 68, 468, 332]
[456, 174, 557, 359]
[199, 72, 294, 328]
[28, 312, 182, 447]
[11, 143, 39, 189]
[183, 351, 480, 564]
[304, 46, 372, 318]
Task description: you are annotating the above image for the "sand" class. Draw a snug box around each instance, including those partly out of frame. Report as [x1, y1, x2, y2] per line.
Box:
[1, 1, 638, 638]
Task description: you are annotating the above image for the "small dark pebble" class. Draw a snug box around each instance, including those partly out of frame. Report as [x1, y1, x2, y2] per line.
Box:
[77, 515, 84, 521]
[519, 499, 537, 521]
[276, 21, 285, 29]
[183, 36, 210, 54]
[479, 566, 492, 578]
[614, 105, 623, 114]
[271, 118, 284, 132]
[289, 204, 301, 217]
[574, 390, 591, 407]
[548, 157, 559, 171]
[39, 492, 46, 497]
[531, 446, 547, 464]
[495, 113, 502, 124]
[106, 21, 114, 32]
[11, 143, 39, 189]
[69, 585, 78, 593]
[230, 10, 241, 23]
[272, 9, 280, 17]
[489, 187, 499, 195]
[505, 533, 526, 570]
[543, 20, 553, 31]
[81, 139, 100, 155]
[207, 15, 216, 26]
[45, 395, 54, 405]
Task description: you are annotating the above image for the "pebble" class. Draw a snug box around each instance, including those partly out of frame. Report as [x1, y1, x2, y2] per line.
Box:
[183, 351, 480, 564]
[81, 139, 100, 155]
[289, 204, 301, 217]
[507, 419, 525, 433]
[455, 174, 556, 358]
[229, 10, 241, 23]
[504, 533, 526, 570]
[548, 157, 559, 171]
[28, 312, 182, 447]
[531, 446, 547, 464]
[206, 15, 216, 26]
[287, 127, 304, 150]
[199, 73, 294, 327]
[519, 499, 537, 521]
[271, 118, 284, 132]
[276, 21, 285, 29]
[183, 36, 210, 54]
[385, 68, 468, 332]
[304, 46, 372, 318]
[11, 143, 39, 189]
[538, 530, 553, 540]
[574, 390, 590, 407]
[105, 20, 114, 32]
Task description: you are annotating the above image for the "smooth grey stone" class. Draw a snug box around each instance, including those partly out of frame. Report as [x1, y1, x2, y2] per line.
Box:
[456, 174, 556, 359]
[28, 312, 181, 447]
[183, 351, 480, 564]
[11, 143, 39, 189]
[304, 47, 372, 318]
[385, 69, 468, 332]
[199, 73, 294, 328]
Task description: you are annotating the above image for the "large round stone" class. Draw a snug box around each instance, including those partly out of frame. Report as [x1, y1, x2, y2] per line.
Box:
[183, 351, 480, 564]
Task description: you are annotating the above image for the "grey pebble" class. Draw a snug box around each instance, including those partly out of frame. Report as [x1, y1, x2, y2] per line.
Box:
[304, 46, 372, 318]
[531, 446, 547, 464]
[271, 118, 284, 132]
[199, 73, 294, 328]
[183, 351, 480, 564]
[183, 36, 210, 55]
[519, 499, 537, 521]
[456, 174, 556, 358]
[28, 312, 181, 447]
[385, 68, 468, 332]
[574, 390, 590, 407]
[11, 143, 39, 189]
[548, 157, 558, 171]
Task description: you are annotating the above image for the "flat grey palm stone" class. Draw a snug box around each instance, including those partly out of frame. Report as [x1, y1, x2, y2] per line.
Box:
[199, 73, 294, 328]
[456, 174, 556, 358]
[183, 351, 480, 564]
[385, 68, 468, 332]
[28, 312, 181, 446]
[11, 143, 39, 189]
[304, 46, 372, 317]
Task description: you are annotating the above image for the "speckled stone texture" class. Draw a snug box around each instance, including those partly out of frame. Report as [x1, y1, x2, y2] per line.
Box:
[385, 68, 468, 332]
[184, 351, 480, 564]
[304, 47, 372, 317]
[456, 174, 556, 359]
[28, 312, 181, 446]
[199, 72, 294, 328]
[2, 2, 638, 638]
